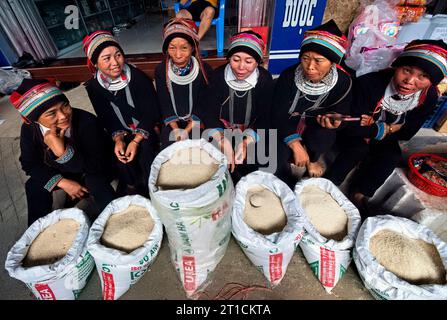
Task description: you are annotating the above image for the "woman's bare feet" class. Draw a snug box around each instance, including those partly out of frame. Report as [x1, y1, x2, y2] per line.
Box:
[307, 161, 325, 177]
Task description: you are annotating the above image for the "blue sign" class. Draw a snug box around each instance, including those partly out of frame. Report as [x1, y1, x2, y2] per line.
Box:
[268, 0, 327, 75]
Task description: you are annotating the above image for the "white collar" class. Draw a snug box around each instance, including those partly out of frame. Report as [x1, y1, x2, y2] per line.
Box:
[96, 63, 131, 91]
[224, 64, 259, 91]
[382, 80, 422, 115]
[168, 56, 200, 85]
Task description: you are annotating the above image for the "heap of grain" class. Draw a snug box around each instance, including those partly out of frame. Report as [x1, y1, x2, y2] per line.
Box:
[244, 185, 287, 235]
[101, 205, 154, 253]
[23, 219, 80, 267]
[369, 229, 446, 285]
[300, 185, 348, 241]
[157, 147, 219, 189]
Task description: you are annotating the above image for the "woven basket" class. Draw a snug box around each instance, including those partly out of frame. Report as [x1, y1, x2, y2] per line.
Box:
[407, 153, 447, 197]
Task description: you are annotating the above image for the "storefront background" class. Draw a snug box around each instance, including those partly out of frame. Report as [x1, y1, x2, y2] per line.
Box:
[268, 0, 327, 75]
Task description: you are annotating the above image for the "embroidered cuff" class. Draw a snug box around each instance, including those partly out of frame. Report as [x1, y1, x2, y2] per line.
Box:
[44, 174, 63, 191]
[55, 145, 74, 164]
[191, 115, 201, 123]
[244, 129, 260, 143]
[164, 116, 178, 125]
[374, 122, 386, 141]
[112, 130, 127, 140]
[207, 128, 224, 140]
[284, 133, 301, 144]
[209, 128, 224, 136]
[133, 128, 149, 140]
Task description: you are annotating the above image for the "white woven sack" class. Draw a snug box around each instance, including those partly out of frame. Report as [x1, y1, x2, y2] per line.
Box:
[232, 170, 305, 287]
[295, 178, 361, 292]
[354, 214, 447, 300]
[5, 208, 94, 300]
[149, 139, 233, 298]
[87, 195, 163, 300]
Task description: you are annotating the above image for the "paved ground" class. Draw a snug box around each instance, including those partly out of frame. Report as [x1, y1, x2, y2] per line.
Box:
[0, 85, 377, 300]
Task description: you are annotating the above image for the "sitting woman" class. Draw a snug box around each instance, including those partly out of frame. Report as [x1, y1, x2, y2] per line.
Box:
[155, 18, 213, 149]
[199, 31, 275, 183]
[325, 39, 445, 215]
[272, 20, 352, 188]
[11, 79, 117, 226]
[83, 31, 160, 196]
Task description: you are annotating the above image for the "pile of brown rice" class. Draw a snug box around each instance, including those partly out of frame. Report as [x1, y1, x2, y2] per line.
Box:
[101, 205, 154, 253]
[157, 147, 219, 189]
[244, 185, 287, 235]
[369, 229, 446, 285]
[23, 219, 80, 267]
[300, 185, 348, 241]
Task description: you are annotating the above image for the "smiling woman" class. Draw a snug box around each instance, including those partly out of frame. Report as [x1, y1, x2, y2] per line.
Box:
[10, 78, 117, 226]
[83, 30, 161, 197]
[155, 18, 212, 149]
[197, 30, 275, 185]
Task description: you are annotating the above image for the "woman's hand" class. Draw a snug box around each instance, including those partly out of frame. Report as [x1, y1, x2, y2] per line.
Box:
[361, 114, 374, 126]
[43, 126, 66, 157]
[172, 128, 189, 141]
[288, 140, 309, 167]
[219, 137, 235, 173]
[57, 178, 88, 200]
[124, 139, 139, 162]
[125, 134, 143, 163]
[316, 114, 342, 129]
[114, 136, 127, 163]
[235, 136, 255, 165]
[385, 123, 403, 136]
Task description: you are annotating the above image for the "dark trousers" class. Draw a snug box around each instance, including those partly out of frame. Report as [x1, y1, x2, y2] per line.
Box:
[326, 136, 403, 197]
[355, 139, 403, 197]
[116, 135, 158, 194]
[302, 124, 337, 162]
[325, 135, 370, 186]
[274, 141, 297, 189]
[25, 173, 116, 226]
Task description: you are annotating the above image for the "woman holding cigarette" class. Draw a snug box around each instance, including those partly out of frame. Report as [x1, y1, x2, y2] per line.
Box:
[272, 20, 352, 187]
[325, 39, 446, 216]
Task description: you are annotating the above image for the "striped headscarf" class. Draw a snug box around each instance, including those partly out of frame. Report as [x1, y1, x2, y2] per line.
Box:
[227, 31, 265, 63]
[300, 20, 347, 64]
[83, 30, 124, 73]
[392, 39, 447, 85]
[162, 18, 208, 89]
[10, 79, 68, 123]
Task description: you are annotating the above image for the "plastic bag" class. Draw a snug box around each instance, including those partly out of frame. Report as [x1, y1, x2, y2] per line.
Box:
[148, 139, 233, 298]
[87, 195, 163, 300]
[354, 214, 447, 300]
[5, 208, 94, 300]
[295, 178, 362, 292]
[345, 0, 401, 77]
[231, 170, 305, 287]
[348, 43, 406, 77]
[0, 68, 31, 95]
